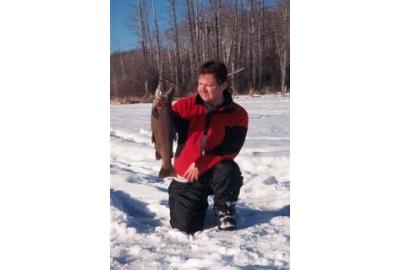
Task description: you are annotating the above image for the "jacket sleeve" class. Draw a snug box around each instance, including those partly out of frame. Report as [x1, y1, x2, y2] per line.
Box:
[195, 107, 248, 175]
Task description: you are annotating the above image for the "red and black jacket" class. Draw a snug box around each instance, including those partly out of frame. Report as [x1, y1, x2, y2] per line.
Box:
[171, 91, 248, 177]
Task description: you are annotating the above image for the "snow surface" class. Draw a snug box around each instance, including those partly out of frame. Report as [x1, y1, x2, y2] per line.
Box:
[110, 94, 290, 269]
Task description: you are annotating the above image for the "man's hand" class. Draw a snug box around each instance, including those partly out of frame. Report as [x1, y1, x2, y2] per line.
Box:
[183, 162, 200, 182]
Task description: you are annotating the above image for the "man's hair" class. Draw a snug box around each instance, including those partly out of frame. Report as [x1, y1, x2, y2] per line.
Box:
[199, 60, 228, 85]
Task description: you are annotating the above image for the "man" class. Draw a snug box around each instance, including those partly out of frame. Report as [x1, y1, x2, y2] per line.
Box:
[162, 60, 248, 234]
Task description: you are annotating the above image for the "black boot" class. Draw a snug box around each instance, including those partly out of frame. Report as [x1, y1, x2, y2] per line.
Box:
[214, 201, 237, 231]
[208, 160, 243, 231]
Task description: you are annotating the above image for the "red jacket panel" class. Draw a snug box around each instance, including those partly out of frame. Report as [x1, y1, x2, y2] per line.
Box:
[171, 91, 248, 177]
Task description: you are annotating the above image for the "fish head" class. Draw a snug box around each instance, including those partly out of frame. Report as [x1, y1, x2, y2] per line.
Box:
[155, 80, 175, 102]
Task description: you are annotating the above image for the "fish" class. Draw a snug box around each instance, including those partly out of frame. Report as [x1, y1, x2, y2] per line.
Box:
[151, 80, 177, 178]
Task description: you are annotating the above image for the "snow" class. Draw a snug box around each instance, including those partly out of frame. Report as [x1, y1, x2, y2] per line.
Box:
[110, 94, 290, 269]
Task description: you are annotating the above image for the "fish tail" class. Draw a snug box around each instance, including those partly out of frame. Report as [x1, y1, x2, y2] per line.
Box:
[159, 166, 177, 178]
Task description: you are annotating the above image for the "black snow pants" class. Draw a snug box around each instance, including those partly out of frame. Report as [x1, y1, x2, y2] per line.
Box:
[168, 159, 243, 234]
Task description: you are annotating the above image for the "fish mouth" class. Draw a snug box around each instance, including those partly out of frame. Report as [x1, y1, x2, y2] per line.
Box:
[156, 87, 174, 99]
[156, 80, 175, 96]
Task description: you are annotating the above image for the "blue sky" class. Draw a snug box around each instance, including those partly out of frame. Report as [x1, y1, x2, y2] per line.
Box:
[110, 0, 174, 53]
[110, 0, 276, 54]
[110, 0, 133, 52]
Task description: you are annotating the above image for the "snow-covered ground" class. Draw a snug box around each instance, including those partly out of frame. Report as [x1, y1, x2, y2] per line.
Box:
[110, 94, 290, 269]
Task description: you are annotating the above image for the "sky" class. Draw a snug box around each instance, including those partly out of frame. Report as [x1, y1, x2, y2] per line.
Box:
[110, 0, 133, 53]
[110, 0, 174, 54]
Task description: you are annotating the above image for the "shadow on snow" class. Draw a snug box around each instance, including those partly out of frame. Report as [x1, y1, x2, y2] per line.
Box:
[237, 204, 290, 230]
[110, 189, 161, 233]
[203, 204, 290, 230]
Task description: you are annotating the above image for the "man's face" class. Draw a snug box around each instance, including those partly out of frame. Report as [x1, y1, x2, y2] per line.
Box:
[197, 74, 226, 105]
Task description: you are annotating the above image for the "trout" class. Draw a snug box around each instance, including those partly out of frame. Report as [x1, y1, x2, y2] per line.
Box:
[151, 80, 177, 178]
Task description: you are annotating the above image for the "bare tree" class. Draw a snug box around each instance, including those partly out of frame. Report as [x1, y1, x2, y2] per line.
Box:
[257, 0, 264, 89]
[272, 0, 290, 94]
[248, 0, 256, 90]
[169, 0, 183, 96]
[211, 0, 222, 60]
[111, 0, 290, 102]
[185, 0, 196, 82]
[151, 0, 163, 78]
[136, 0, 150, 96]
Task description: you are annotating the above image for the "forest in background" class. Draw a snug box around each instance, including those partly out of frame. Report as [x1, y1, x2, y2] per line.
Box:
[110, 0, 289, 103]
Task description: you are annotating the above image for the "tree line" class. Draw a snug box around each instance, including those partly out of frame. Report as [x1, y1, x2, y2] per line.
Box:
[111, 0, 289, 103]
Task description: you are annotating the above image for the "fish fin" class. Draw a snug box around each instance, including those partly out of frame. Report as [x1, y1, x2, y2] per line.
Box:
[155, 151, 161, 160]
[159, 167, 177, 178]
